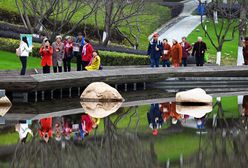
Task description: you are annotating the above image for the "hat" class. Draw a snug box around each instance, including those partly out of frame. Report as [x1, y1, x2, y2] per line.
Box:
[43, 37, 49, 43]
[152, 129, 158, 136]
[153, 32, 159, 37]
[56, 35, 62, 40]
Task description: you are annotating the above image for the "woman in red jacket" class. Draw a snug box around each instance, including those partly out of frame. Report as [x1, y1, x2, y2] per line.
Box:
[39, 38, 53, 74]
[81, 39, 93, 71]
[39, 117, 53, 143]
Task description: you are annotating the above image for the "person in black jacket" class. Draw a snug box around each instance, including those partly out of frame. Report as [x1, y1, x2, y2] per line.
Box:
[147, 32, 163, 68]
[147, 104, 163, 136]
[192, 37, 207, 66]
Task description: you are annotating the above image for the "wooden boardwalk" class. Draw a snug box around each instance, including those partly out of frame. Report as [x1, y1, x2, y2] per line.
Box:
[1, 66, 248, 92]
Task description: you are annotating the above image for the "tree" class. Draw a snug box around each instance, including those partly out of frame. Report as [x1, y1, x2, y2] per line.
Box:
[15, 0, 98, 41]
[199, 0, 241, 65]
[96, 0, 145, 48]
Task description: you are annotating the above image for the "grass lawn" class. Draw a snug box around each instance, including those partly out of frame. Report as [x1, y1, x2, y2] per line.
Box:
[187, 20, 239, 65]
[0, 50, 41, 70]
[0, 132, 18, 145]
[0, 1, 171, 50]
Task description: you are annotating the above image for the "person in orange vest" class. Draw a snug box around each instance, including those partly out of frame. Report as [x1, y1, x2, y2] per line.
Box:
[40, 38, 53, 74]
[39, 117, 53, 143]
[160, 102, 183, 124]
[171, 39, 183, 67]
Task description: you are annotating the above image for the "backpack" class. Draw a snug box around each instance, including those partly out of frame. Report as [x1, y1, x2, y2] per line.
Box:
[16, 42, 23, 56]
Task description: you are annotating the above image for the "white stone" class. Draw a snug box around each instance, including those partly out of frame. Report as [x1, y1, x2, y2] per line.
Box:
[176, 105, 212, 118]
[0, 96, 12, 117]
[81, 82, 124, 101]
[176, 88, 212, 103]
[80, 101, 123, 118]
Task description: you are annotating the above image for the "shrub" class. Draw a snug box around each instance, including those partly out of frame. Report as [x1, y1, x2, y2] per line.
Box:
[0, 37, 150, 66]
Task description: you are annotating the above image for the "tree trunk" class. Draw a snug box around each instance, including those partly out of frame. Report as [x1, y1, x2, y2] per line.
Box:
[102, 0, 113, 46]
[237, 0, 246, 66]
[216, 51, 221, 65]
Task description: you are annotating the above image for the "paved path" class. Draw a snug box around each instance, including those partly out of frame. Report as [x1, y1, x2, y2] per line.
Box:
[150, 0, 211, 43]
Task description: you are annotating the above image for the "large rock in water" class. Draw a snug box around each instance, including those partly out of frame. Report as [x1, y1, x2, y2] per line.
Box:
[176, 105, 212, 118]
[176, 88, 212, 103]
[81, 82, 124, 101]
[80, 101, 123, 118]
[0, 96, 12, 117]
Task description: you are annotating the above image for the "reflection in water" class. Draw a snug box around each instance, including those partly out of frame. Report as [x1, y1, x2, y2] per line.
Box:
[15, 121, 33, 143]
[0, 96, 12, 117]
[10, 117, 157, 168]
[242, 95, 248, 116]
[147, 104, 163, 136]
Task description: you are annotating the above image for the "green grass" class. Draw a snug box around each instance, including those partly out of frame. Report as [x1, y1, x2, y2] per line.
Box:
[154, 129, 200, 162]
[0, 50, 41, 70]
[187, 20, 239, 65]
[0, 1, 171, 50]
[0, 132, 18, 145]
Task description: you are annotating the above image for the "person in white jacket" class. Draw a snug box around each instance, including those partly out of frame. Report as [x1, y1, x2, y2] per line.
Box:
[19, 36, 33, 75]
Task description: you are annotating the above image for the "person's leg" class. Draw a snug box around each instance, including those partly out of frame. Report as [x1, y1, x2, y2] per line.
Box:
[68, 57, 71, 72]
[20, 57, 27, 75]
[63, 59, 67, 72]
[76, 52, 81, 71]
[82, 61, 89, 70]
[182, 58, 187, 67]
[155, 58, 159, 67]
[162, 60, 166, 67]
[150, 57, 155, 68]
[53, 66, 57, 73]
[43, 66, 46, 74]
[47, 66, 50, 73]
[58, 66, 62, 72]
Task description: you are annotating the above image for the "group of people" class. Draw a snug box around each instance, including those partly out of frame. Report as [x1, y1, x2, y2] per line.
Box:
[15, 113, 100, 143]
[18, 33, 101, 75]
[147, 102, 206, 136]
[147, 32, 207, 68]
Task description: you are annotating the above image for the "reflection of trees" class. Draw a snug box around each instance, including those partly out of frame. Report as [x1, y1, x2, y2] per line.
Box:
[182, 100, 248, 168]
[10, 111, 157, 168]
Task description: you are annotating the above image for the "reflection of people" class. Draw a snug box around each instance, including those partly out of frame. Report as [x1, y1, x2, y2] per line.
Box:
[160, 102, 182, 124]
[62, 117, 72, 140]
[147, 104, 163, 136]
[242, 95, 248, 116]
[195, 116, 206, 130]
[39, 117, 53, 143]
[15, 121, 33, 143]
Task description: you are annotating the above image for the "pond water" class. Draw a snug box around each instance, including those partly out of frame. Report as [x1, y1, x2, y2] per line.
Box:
[0, 89, 248, 168]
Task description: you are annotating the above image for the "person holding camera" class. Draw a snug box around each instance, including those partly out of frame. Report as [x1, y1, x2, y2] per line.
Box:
[39, 38, 53, 74]
[52, 35, 64, 73]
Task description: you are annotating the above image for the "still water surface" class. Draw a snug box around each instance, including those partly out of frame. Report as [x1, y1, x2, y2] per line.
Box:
[0, 90, 247, 168]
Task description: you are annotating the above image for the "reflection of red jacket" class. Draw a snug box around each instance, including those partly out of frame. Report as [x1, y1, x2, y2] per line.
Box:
[40, 46, 53, 66]
[81, 114, 93, 133]
[39, 117, 53, 138]
[82, 43, 93, 62]
[160, 102, 181, 121]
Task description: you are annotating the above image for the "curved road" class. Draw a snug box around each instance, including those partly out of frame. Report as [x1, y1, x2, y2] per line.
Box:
[150, 0, 210, 43]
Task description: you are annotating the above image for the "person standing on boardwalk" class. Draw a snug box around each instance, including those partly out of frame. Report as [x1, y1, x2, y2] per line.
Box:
[82, 39, 94, 70]
[192, 37, 207, 66]
[243, 37, 248, 65]
[147, 32, 163, 68]
[171, 39, 182, 67]
[180, 37, 192, 67]
[74, 32, 85, 71]
[18, 36, 33, 75]
[40, 38, 53, 74]
[52, 35, 64, 73]
[161, 38, 171, 67]
[63, 36, 73, 72]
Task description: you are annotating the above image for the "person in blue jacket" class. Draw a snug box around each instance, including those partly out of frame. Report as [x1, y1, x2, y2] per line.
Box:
[147, 32, 163, 68]
[147, 104, 163, 136]
[73, 32, 85, 71]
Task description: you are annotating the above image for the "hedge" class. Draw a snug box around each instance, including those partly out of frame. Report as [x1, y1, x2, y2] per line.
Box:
[0, 37, 149, 66]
